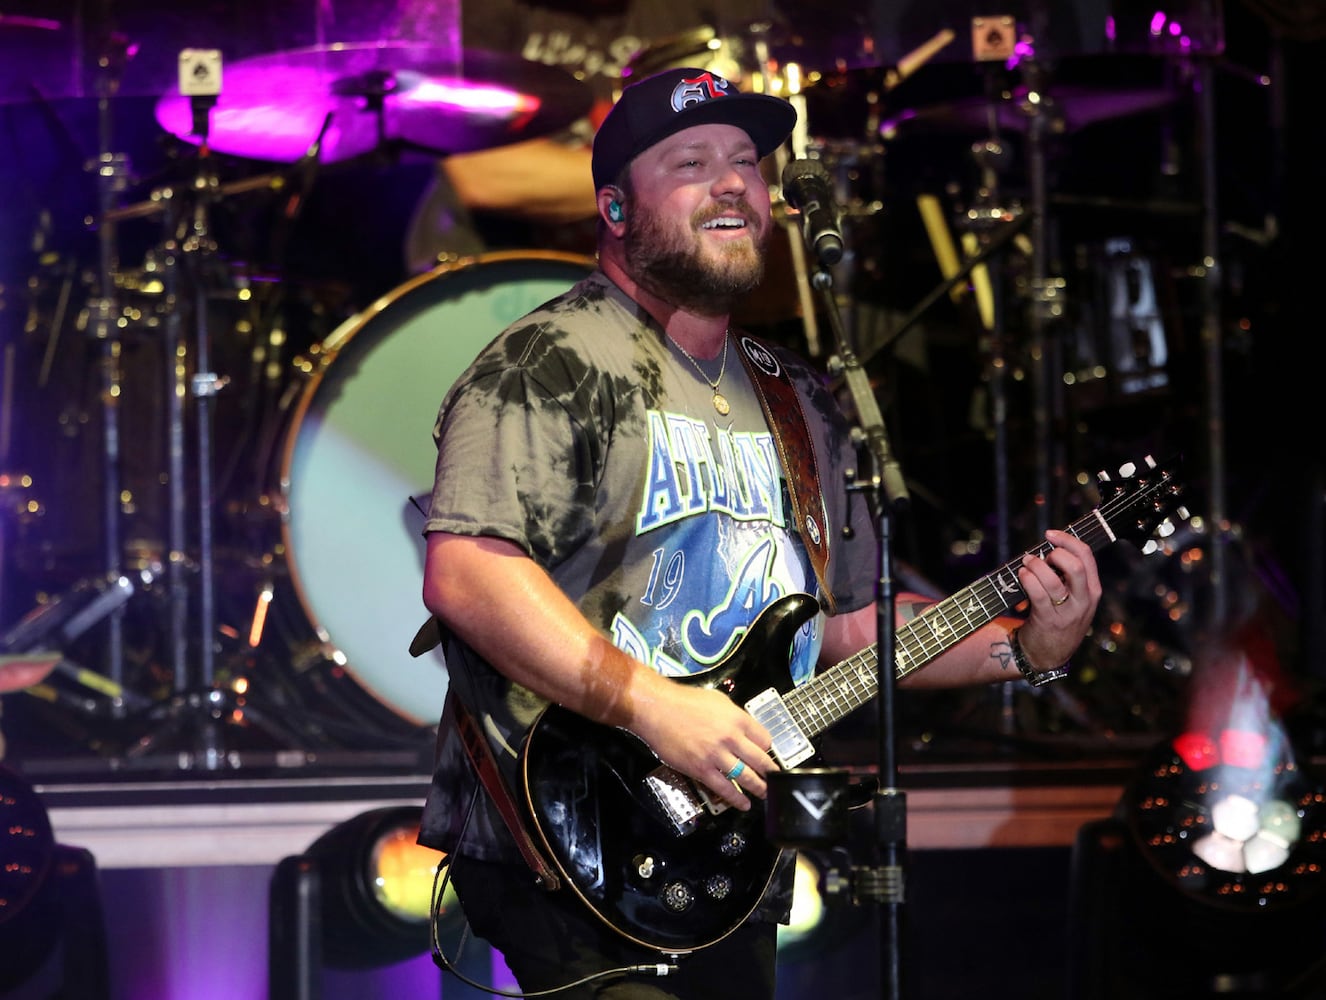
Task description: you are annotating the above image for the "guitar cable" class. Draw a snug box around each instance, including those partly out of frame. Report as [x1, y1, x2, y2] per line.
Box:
[429, 774, 683, 995]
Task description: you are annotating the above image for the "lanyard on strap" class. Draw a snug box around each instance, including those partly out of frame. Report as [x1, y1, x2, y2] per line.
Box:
[734, 334, 837, 614]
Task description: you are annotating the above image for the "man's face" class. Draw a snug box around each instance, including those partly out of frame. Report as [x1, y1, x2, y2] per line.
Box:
[622, 123, 772, 315]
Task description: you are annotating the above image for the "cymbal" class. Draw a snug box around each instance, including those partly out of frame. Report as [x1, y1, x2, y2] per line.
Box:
[155, 43, 593, 163]
[0, 13, 60, 30]
[101, 171, 294, 224]
[874, 55, 1178, 138]
[881, 85, 1175, 138]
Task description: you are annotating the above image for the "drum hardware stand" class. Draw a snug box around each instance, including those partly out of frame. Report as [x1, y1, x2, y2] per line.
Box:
[124, 53, 301, 768]
[88, 32, 134, 696]
[1013, 51, 1070, 537]
[0, 28, 162, 723]
[0, 44, 304, 765]
[942, 83, 1034, 739]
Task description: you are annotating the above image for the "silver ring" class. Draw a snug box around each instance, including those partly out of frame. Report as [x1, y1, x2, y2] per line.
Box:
[725, 760, 746, 781]
[1052, 594, 1069, 607]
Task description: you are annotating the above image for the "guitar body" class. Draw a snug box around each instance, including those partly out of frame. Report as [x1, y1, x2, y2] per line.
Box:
[517, 456, 1184, 954]
[520, 592, 822, 954]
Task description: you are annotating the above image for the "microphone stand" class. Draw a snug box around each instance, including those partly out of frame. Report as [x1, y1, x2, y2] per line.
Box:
[812, 260, 909, 1000]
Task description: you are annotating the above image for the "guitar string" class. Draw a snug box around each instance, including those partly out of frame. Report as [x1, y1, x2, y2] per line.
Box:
[780, 472, 1177, 735]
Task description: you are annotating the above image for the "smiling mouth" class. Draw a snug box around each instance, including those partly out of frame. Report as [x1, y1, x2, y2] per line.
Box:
[700, 216, 750, 233]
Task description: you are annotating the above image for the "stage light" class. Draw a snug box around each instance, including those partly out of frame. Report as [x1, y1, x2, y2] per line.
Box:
[1070, 641, 1326, 998]
[773, 847, 872, 970]
[302, 805, 446, 967]
[368, 815, 440, 923]
[269, 804, 465, 998]
[1129, 732, 1326, 909]
[778, 852, 827, 952]
[0, 764, 57, 991]
[0, 765, 108, 997]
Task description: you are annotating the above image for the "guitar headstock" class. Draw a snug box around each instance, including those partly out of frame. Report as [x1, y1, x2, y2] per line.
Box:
[1094, 454, 1188, 553]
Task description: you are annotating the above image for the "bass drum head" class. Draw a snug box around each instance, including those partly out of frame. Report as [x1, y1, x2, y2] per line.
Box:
[278, 251, 596, 730]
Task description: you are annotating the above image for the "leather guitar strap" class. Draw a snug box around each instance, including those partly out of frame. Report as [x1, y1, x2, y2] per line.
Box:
[445, 696, 562, 890]
[735, 334, 837, 613]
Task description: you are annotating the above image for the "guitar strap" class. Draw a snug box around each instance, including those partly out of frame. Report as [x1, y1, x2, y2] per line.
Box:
[734, 334, 837, 613]
[444, 695, 563, 891]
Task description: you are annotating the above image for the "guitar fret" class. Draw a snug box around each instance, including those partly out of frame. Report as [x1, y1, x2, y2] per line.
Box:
[776, 462, 1178, 740]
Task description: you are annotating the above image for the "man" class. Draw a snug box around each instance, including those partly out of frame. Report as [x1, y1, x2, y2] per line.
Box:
[417, 67, 1100, 998]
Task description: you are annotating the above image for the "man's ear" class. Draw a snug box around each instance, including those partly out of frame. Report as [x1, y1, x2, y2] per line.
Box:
[597, 187, 626, 230]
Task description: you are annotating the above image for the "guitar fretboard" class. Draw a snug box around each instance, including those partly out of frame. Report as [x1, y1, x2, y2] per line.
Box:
[777, 481, 1162, 742]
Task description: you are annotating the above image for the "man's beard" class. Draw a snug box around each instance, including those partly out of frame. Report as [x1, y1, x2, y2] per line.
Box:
[624, 199, 767, 316]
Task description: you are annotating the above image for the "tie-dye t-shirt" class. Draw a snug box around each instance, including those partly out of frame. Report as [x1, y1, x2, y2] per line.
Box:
[419, 270, 876, 866]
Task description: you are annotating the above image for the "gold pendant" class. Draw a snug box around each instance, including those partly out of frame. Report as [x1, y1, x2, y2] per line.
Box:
[713, 391, 730, 416]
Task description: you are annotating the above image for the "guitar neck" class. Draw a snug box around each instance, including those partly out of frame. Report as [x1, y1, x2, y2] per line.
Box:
[780, 504, 1125, 741]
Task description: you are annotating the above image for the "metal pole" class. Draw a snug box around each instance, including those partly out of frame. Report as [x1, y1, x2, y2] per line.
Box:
[1194, 10, 1228, 625]
[90, 30, 129, 691]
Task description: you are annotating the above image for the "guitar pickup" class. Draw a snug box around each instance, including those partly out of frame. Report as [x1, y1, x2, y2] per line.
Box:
[744, 688, 814, 768]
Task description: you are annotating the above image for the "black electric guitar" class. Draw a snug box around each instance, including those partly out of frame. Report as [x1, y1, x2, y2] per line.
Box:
[519, 457, 1184, 954]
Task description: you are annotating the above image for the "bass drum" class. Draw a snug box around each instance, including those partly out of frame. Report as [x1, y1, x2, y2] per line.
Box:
[276, 250, 596, 733]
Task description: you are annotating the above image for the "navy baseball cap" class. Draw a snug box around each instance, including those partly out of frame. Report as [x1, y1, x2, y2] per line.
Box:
[591, 67, 796, 191]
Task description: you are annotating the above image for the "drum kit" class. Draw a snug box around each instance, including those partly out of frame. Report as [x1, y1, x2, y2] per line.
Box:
[0, 2, 1226, 767]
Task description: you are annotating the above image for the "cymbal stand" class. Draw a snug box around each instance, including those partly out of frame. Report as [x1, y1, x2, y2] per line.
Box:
[129, 89, 232, 768]
[190, 157, 225, 765]
[88, 36, 133, 695]
[1015, 52, 1067, 534]
[0, 28, 159, 726]
[962, 138, 1020, 567]
[958, 78, 1026, 737]
[160, 201, 189, 710]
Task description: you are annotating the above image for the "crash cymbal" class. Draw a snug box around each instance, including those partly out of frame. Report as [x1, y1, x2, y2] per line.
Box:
[0, 12, 60, 30]
[875, 54, 1178, 138]
[881, 85, 1175, 137]
[155, 43, 593, 163]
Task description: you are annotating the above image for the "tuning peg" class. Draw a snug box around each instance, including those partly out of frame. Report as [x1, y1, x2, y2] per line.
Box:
[1119, 461, 1137, 478]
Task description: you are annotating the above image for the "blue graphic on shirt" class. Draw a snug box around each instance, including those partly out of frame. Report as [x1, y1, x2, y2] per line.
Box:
[636, 411, 782, 531]
[611, 409, 822, 687]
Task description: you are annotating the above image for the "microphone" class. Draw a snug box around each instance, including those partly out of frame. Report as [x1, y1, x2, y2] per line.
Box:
[780, 158, 844, 267]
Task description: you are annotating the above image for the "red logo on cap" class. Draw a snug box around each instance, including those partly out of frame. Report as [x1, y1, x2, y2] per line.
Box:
[670, 72, 732, 112]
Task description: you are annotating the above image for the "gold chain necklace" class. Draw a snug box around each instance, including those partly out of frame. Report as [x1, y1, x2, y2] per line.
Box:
[671, 330, 731, 416]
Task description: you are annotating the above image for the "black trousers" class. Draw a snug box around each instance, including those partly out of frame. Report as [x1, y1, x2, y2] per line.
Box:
[446, 856, 779, 999]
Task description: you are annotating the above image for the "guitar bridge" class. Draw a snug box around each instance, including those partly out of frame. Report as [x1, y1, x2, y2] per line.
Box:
[643, 766, 707, 836]
[744, 688, 813, 768]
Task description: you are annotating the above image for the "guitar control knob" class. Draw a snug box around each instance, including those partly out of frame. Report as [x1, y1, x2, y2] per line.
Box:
[634, 854, 657, 879]
[661, 880, 694, 912]
[718, 830, 747, 857]
[704, 874, 733, 900]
